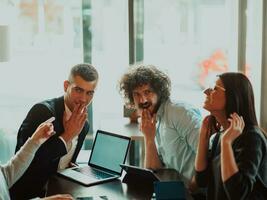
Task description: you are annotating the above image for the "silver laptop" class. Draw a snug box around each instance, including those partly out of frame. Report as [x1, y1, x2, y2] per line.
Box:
[58, 130, 131, 186]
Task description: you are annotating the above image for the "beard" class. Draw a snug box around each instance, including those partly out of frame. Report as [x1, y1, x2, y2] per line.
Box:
[138, 102, 152, 109]
[138, 100, 161, 114]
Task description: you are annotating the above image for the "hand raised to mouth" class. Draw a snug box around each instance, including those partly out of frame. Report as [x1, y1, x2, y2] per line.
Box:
[140, 109, 157, 141]
[61, 103, 88, 143]
[138, 102, 152, 109]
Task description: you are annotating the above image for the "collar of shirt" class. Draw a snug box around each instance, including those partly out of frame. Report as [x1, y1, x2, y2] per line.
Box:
[156, 98, 169, 119]
[155, 99, 169, 136]
[64, 103, 72, 121]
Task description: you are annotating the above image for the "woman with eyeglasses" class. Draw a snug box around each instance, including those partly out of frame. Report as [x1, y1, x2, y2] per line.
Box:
[195, 72, 267, 199]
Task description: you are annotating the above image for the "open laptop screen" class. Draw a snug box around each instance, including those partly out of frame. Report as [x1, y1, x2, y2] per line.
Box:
[89, 130, 130, 174]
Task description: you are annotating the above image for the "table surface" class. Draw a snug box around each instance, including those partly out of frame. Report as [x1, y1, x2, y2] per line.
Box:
[53, 119, 191, 199]
[99, 118, 143, 140]
[47, 169, 193, 200]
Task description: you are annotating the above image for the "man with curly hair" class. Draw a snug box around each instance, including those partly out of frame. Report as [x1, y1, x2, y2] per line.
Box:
[119, 65, 202, 186]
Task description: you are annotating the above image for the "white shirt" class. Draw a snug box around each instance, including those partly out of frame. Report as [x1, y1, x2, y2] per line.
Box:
[57, 104, 79, 170]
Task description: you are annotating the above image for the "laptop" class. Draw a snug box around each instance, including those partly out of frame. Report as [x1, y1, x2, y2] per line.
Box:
[58, 130, 131, 186]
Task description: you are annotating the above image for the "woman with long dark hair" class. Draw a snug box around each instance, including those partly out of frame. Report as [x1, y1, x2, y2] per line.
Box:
[195, 72, 267, 199]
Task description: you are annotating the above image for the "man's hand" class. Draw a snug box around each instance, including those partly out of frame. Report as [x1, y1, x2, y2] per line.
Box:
[140, 109, 157, 142]
[61, 104, 88, 143]
[31, 117, 55, 145]
[69, 162, 79, 168]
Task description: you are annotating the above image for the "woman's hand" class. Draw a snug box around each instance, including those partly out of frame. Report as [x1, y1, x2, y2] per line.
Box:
[199, 115, 218, 141]
[220, 113, 244, 182]
[31, 117, 55, 145]
[221, 113, 245, 144]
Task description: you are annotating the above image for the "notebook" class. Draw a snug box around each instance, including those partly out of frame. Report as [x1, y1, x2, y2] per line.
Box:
[58, 130, 131, 186]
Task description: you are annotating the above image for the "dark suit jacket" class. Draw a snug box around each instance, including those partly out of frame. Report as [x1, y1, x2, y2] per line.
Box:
[195, 126, 267, 200]
[9, 96, 89, 200]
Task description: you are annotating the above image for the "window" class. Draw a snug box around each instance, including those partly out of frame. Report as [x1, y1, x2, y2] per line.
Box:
[89, 0, 129, 130]
[0, 0, 83, 131]
[1, 0, 267, 136]
[135, 0, 239, 114]
[245, 0, 263, 120]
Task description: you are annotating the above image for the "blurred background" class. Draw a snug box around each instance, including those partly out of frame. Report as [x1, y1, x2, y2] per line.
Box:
[0, 0, 266, 163]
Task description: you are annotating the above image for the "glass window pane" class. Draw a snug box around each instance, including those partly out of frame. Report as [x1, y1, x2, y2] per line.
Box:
[245, 0, 263, 120]
[141, 0, 239, 111]
[90, 0, 129, 129]
[0, 0, 83, 130]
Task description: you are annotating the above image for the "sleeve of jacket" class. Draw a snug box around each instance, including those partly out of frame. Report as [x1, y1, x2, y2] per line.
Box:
[195, 133, 220, 188]
[16, 103, 50, 152]
[223, 132, 265, 200]
[195, 168, 210, 187]
[15, 103, 67, 161]
[1, 138, 40, 188]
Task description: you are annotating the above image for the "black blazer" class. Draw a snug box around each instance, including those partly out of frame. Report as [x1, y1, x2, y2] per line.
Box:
[195, 126, 267, 200]
[9, 96, 89, 200]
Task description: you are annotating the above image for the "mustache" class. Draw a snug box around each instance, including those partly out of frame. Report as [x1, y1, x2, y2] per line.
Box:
[138, 102, 152, 109]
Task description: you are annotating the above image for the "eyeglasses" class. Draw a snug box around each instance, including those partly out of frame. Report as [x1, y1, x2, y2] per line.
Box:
[204, 85, 226, 94]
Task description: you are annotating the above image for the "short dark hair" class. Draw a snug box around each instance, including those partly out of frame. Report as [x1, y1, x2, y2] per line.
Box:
[119, 64, 171, 104]
[69, 63, 98, 82]
[219, 72, 258, 127]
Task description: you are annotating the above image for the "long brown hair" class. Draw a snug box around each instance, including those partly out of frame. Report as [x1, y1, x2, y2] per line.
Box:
[208, 72, 267, 137]
[219, 72, 258, 127]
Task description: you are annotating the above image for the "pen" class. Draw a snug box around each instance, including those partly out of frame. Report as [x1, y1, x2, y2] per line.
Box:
[44, 117, 56, 135]
[44, 116, 55, 123]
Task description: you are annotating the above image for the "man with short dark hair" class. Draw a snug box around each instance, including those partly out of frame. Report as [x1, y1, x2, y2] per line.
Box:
[119, 65, 201, 186]
[10, 63, 99, 200]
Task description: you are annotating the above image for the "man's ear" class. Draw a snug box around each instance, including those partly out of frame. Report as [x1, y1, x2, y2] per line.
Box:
[63, 80, 69, 92]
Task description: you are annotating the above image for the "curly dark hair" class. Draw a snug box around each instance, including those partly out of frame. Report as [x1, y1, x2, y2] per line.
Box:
[119, 65, 171, 105]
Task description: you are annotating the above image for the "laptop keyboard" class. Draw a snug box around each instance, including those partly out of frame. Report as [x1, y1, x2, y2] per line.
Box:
[74, 167, 113, 180]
